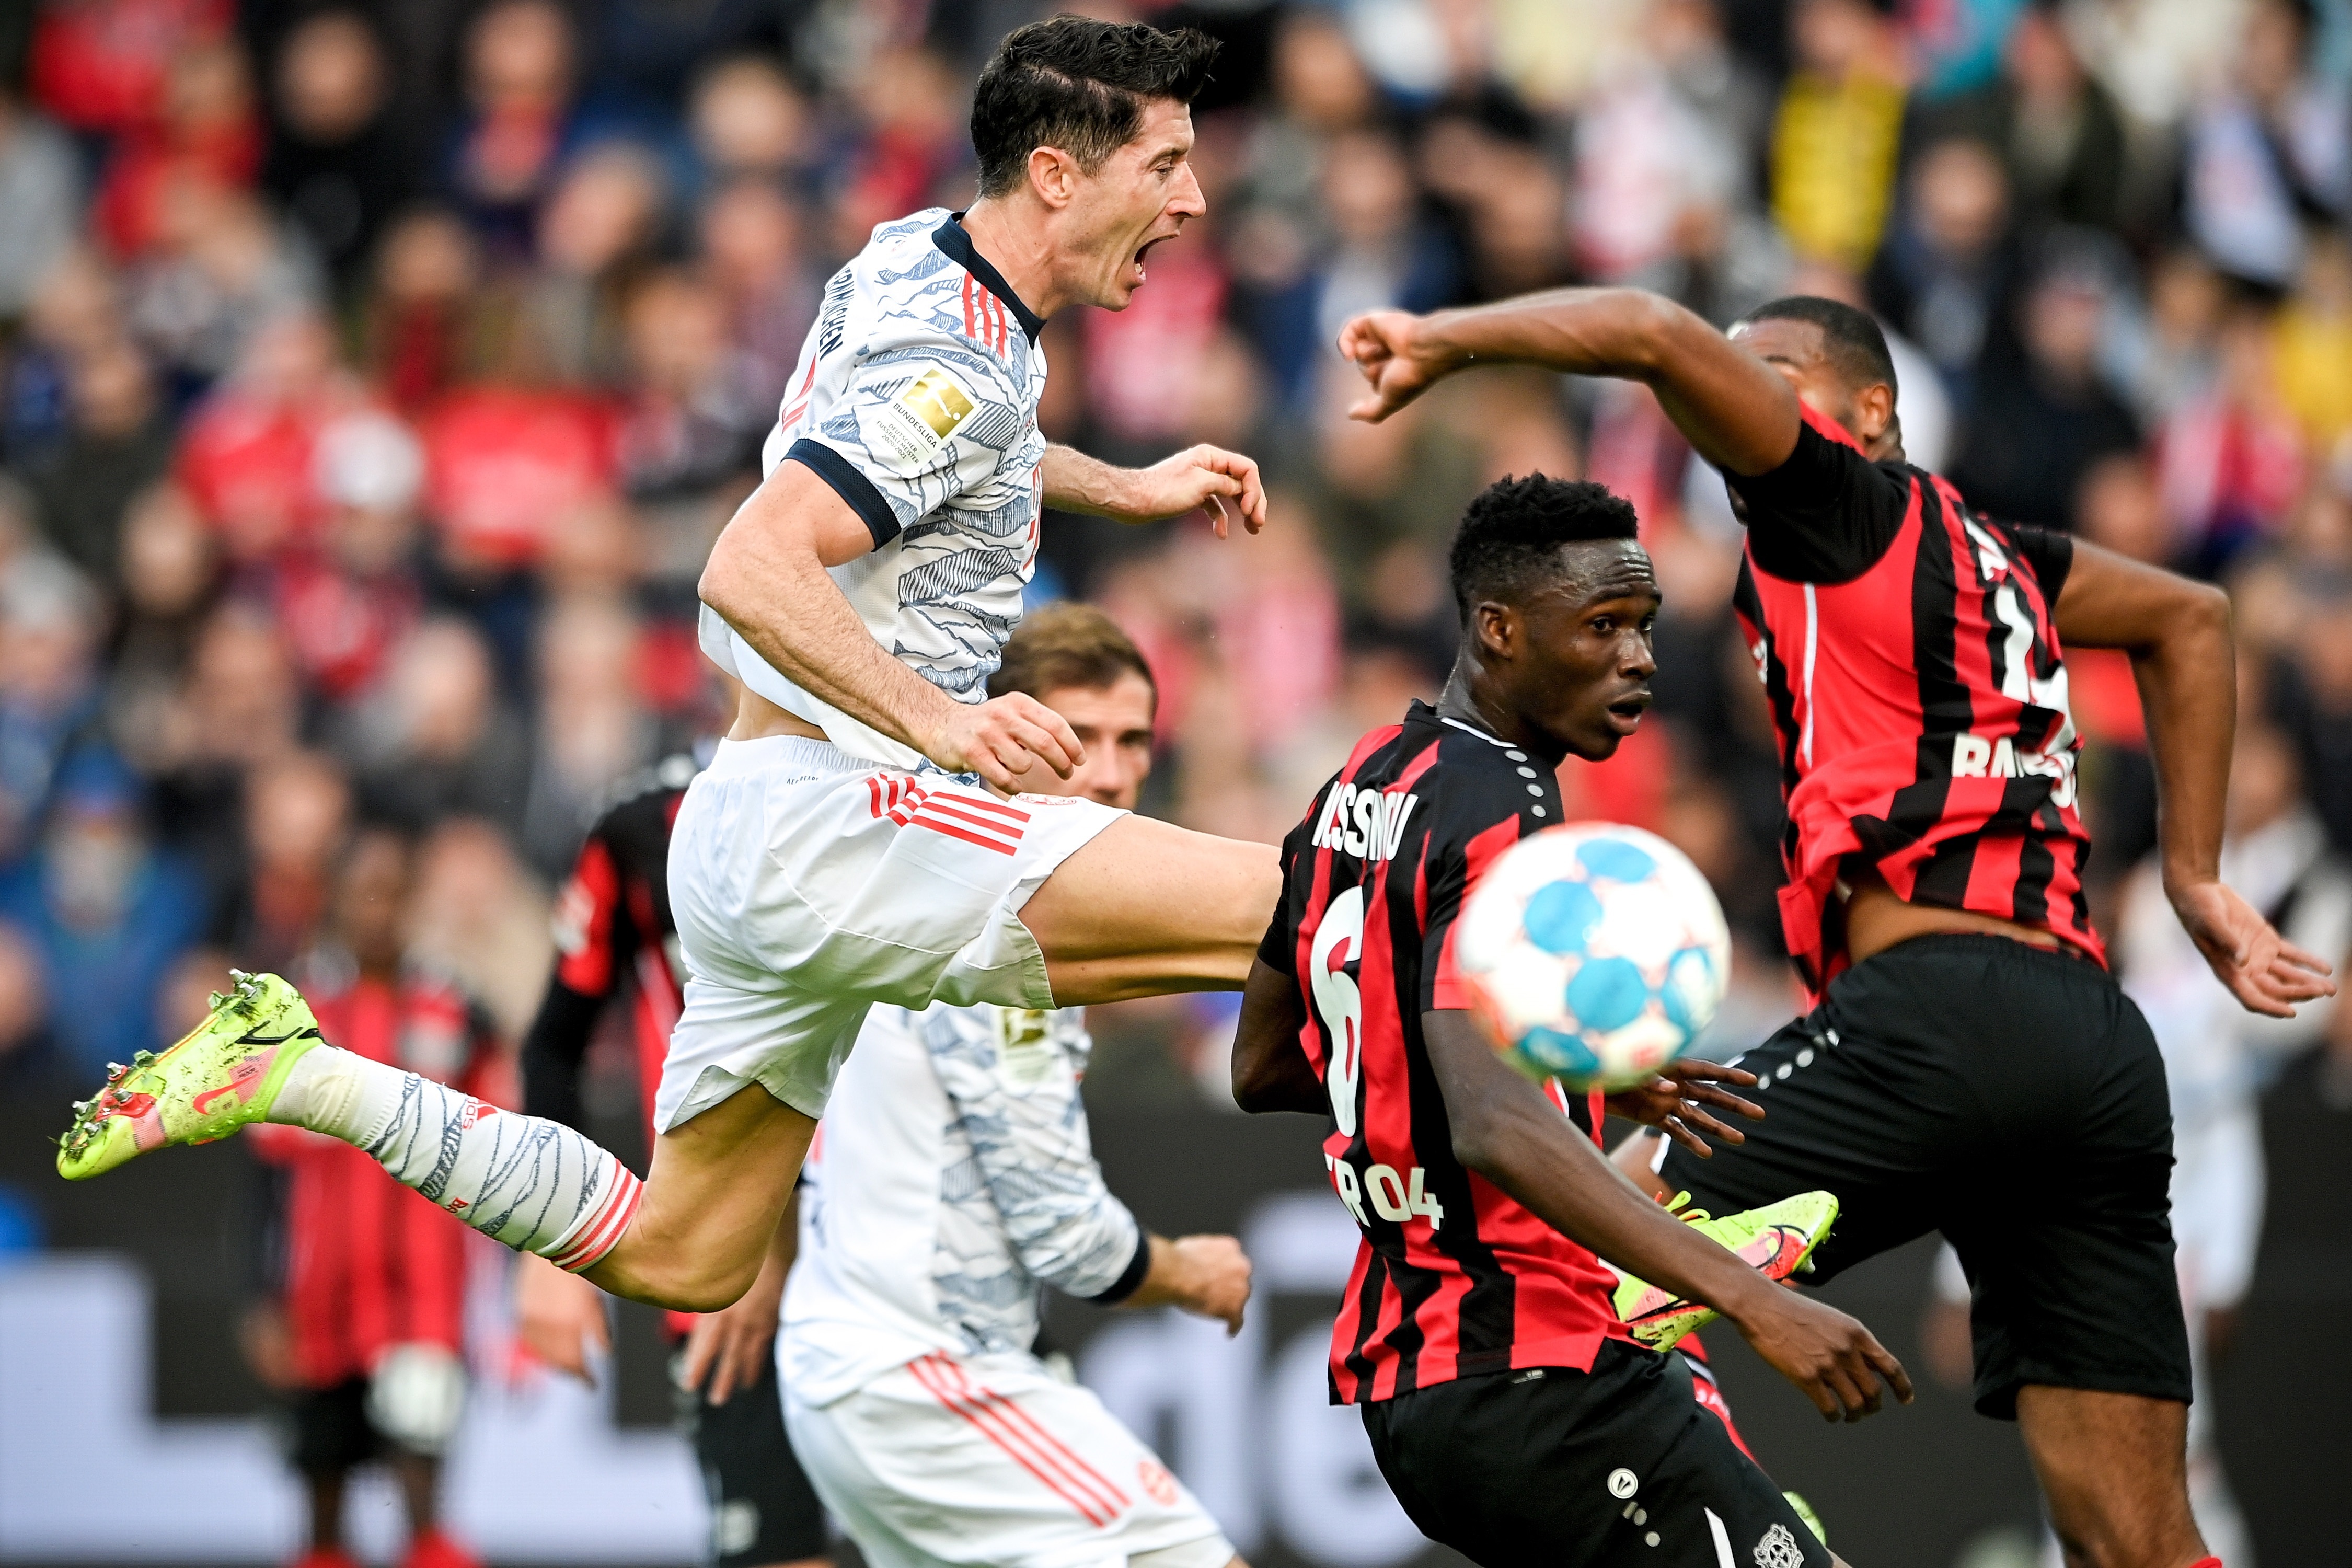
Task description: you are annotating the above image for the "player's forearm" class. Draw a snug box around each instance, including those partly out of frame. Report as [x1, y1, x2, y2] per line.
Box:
[1042, 444, 1143, 521]
[2132, 586, 2235, 894]
[701, 504, 961, 756]
[1409, 290, 1797, 475]
[1456, 1097, 1778, 1321]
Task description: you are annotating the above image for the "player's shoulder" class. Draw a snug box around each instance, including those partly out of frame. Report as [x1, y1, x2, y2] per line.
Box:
[1296, 704, 1543, 858]
[839, 211, 1032, 384]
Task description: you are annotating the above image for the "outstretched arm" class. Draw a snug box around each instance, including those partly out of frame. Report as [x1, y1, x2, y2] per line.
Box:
[1425, 1009, 1910, 1422]
[2055, 540, 2336, 1016]
[1338, 290, 1801, 476]
[1045, 443, 1267, 538]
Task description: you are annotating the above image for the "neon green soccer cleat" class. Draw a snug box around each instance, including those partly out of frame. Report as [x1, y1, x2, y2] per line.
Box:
[55, 970, 324, 1181]
[1782, 1492, 1828, 1550]
[1611, 1189, 1841, 1352]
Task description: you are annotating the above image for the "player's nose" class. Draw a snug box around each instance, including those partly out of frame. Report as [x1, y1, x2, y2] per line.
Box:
[1169, 163, 1206, 218]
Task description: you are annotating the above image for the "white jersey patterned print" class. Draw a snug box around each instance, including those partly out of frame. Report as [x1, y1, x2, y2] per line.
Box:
[702, 209, 1051, 772]
[783, 1001, 1234, 1568]
[660, 211, 1127, 1130]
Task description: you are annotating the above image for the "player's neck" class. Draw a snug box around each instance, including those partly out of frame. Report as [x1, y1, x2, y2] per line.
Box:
[956, 200, 1060, 322]
[1437, 666, 1564, 767]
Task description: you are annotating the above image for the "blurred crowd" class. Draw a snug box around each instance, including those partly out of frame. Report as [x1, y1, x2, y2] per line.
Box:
[0, 0, 2344, 1135]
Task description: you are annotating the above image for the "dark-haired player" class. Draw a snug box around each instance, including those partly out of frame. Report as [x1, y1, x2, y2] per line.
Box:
[1235, 476, 1909, 1568]
[509, 749, 829, 1568]
[1336, 291, 2335, 1568]
[60, 17, 1296, 1328]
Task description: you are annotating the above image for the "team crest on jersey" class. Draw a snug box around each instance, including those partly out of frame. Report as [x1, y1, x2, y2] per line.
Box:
[868, 363, 978, 473]
[991, 1006, 1056, 1090]
[1753, 1523, 1805, 1567]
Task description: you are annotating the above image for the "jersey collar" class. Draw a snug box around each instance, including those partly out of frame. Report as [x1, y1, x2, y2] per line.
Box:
[933, 215, 1045, 345]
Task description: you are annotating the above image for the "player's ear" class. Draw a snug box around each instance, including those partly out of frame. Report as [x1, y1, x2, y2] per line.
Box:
[1857, 380, 1896, 445]
[1473, 600, 1516, 660]
[1028, 145, 1078, 208]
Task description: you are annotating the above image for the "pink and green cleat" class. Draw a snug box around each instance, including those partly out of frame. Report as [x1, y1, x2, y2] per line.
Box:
[1611, 1189, 1841, 1352]
[55, 970, 324, 1181]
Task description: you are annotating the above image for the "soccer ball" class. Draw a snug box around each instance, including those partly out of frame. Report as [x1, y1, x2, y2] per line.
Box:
[1455, 823, 1732, 1091]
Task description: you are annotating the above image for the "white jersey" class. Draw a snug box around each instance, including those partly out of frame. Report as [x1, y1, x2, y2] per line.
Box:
[700, 208, 1051, 770]
[783, 1001, 1143, 1406]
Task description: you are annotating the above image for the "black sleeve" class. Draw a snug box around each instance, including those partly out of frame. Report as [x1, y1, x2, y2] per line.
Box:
[1724, 417, 1913, 584]
[1988, 516, 2077, 606]
[519, 825, 642, 1127]
[520, 985, 602, 1127]
[1254, 800, 1321, 976]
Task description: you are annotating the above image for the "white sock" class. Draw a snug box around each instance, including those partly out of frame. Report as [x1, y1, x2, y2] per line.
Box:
[270, 1046, 641, 1271]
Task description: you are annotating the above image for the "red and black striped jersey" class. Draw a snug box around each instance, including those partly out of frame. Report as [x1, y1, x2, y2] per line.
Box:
[521, 756, 699, 1335]
[523, 756, 698, 1139]
[249, 970, 499, 1388]
[1260, 701, 1630, 1405]
[1729, 405, 2103, 1000]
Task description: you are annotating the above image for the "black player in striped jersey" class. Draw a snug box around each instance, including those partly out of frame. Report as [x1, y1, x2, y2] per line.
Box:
[1235, 476, 1909, 1568]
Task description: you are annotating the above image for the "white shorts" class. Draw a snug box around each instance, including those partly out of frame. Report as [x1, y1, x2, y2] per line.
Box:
[785, 1352, 1233, 1568]
[655, 736, 1122, 1128]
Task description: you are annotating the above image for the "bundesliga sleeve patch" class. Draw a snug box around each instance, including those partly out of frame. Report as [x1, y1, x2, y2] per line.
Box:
[865, 363, 978, 475]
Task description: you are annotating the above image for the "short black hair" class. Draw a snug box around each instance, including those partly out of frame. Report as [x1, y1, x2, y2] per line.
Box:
[1738, 295, 1898, 397]
[1448, 474, 1640, 619]
[971, 17, 1220, 199]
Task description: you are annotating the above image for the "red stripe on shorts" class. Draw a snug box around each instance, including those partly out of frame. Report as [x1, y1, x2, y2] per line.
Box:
[906, 1355, 1123, 1525]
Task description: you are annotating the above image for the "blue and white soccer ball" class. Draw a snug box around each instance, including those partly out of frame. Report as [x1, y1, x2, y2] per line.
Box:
[1456, 823, 1732, 1091]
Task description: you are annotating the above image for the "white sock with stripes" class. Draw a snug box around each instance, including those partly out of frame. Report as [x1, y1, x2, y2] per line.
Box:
[268, 1045, 641, 1271]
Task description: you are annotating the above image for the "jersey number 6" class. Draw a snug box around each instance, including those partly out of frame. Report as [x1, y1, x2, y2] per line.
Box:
[1309, 886, 1365, 1137]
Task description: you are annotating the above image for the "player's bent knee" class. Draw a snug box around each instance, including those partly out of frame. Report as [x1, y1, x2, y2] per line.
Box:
[589, 1233, 764, 1313]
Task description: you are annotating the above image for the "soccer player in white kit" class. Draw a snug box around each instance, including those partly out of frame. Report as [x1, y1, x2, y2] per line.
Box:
[55, 18, 1288, 1330]
[784, 604, 1253, 1568]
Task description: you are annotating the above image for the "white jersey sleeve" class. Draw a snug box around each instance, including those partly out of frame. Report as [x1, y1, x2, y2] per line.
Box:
[700, 208, 1051, 771]
[783, 1001, 1143, 1406]
[925, 1005, 1143, 1302]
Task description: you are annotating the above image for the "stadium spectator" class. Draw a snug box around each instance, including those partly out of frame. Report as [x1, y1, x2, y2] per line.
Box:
[1952, 234, 2142, 527]
[1770, 0, 1908, 271]
[443, 0, 591, 258]
[24, 340, 175, 585]
[352, 618, 531, 840]
[243, 825, 500, 1568]
[261, 8, 414, 296]
[0, 86, 82, 322]
[0, 747, 205, 1076]
[1867, 136, 2020, 403]
[2181, 0, 2349, 290]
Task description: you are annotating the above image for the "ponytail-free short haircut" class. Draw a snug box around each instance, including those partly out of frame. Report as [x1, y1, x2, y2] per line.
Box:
[989, 602, 1157, 705]
[1448, 475, 1641, 619]
[971, 16, 1221, 199]
[1737, 296, 1899, 397]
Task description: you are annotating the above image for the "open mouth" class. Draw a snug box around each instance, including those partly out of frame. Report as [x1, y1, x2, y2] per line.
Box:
[1604, 693, 1652, 732]
[1133, 234, 1175, 275]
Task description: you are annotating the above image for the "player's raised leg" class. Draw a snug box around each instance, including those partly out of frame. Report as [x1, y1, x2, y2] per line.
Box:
[1018, 814, 1278, 1001]
[57, 972, 655, 1279]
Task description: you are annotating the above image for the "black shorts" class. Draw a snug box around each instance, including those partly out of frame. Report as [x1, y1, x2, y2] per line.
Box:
[290, 1377, 383, 1477]
[1659, 932, 2192, 1419]
[673, 1347, 829, 1568]
[1361, 1341, 1820, 1568]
